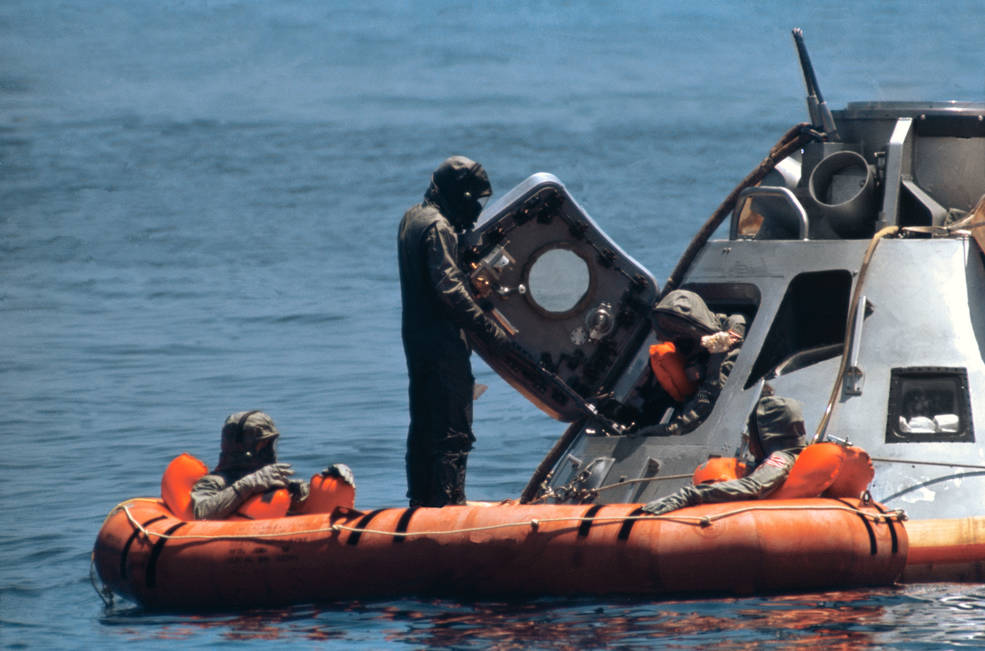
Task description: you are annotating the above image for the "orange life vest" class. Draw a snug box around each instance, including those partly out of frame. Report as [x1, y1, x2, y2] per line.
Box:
[649, 341, 698, 402]
[770, 442, 873, 500]
[813, 443, 875, 499]
[161, 453, 208, 521]
[292, 472, 356, 515]
[232, 487, 291, 520]
[692, 457, 749, 485]
[160, 453, 290, 520]
[690, 442, 874, 500]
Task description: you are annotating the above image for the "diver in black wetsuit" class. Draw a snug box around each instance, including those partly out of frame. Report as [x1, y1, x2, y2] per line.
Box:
[397, 156, 510, 507]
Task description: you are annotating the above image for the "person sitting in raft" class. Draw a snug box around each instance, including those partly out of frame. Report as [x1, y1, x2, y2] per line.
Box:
[634, 289, 746, 436]
[190, 410, 353, 520]
[642, 392, 806, 515]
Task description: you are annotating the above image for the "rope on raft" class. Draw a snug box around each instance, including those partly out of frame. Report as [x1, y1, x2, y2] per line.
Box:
[118, 501, 905, 543]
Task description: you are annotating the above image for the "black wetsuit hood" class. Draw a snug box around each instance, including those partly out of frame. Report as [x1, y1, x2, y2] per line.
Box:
[215, 410, 280, 475]
[424, 155, 491, 231]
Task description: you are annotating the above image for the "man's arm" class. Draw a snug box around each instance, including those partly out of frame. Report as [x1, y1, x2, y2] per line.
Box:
[642, 451, 795, 515]
[190, 463, 294, 520]
[190, 474, 244, 520]
[424, 222, 508, 346]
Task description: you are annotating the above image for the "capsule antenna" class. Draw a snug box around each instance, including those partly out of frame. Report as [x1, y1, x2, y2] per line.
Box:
[792, 28, 840, 141]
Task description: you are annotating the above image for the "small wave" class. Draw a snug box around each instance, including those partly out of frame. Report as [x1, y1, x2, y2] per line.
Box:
[264, 313, 345, 325]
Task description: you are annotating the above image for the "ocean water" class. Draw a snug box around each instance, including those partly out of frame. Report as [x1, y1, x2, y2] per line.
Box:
[2, 1, 984, 648]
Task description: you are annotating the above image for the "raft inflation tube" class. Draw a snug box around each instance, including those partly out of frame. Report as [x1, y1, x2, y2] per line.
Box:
[93, 496, 906, 610]
[902, 517, 985, 582]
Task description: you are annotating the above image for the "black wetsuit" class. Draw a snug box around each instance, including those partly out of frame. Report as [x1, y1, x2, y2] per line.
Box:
[397, 158, 505, 506]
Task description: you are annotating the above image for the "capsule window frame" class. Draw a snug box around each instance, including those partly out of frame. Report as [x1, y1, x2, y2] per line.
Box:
[885, 367, 974, 444]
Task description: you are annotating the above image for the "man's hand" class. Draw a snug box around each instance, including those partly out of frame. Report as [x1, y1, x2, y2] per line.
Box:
[321, 463, 356, 488]
[233, 462, 294, 496]
[641, 493, 687, 515]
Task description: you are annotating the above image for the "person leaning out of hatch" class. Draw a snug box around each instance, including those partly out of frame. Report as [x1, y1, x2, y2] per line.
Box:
[634, 289, 746, 436]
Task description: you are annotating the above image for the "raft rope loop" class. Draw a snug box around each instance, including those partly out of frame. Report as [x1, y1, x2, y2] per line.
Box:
[89, 554, 115, 608]
[116, 501, 905, 543]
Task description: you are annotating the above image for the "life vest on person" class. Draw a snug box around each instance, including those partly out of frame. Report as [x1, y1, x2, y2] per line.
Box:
[689, 443, 874, 499]
[160, 453, 290, 520]
[292, 472, 356, 515]
[770, 442, 873, 500]
[161, 453, 208, 521]
[692, 457, 749, 485]
[822, 444, 875, 498]
[231, 487, 291, 520]
[649, 341, 698, 402]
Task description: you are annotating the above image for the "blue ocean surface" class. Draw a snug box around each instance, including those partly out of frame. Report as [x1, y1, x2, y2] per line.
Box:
[2, 1, 984, 648]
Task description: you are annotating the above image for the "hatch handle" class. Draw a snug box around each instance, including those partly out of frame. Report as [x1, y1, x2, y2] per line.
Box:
[469, 243, 517, 299]
[843, 295, 869, 396]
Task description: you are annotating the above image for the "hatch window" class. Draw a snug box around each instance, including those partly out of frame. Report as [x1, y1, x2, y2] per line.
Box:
[525, 246, 591, 316]
[886, 367, 974, 443]
[746, 270, 852, 387]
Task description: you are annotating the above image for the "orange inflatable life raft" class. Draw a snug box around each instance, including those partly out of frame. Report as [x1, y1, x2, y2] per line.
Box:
[648, 341, 697, 402]
[94, 455, 907, 610]
[93, 497, 906, 610]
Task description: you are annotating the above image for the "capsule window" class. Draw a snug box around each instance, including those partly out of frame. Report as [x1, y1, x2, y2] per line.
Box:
[886, 367, 974, 443]
[525, 246, 591, 317]
[746, 270, 852, 387]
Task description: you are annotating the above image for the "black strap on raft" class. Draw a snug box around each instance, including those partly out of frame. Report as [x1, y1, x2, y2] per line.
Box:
[392, 507, 418, 544]
[346, 509, 386, 546]
[577, 504, 605, 538]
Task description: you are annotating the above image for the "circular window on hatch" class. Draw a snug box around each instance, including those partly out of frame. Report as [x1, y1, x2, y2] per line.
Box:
[525, 246, 591, 316]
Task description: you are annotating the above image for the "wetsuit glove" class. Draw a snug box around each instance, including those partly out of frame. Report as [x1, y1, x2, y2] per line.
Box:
[642, 493, 689, 515]
[232, 462, 294, 496]
[321, 463, 356, 488]
[287, 478, 310, 502]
